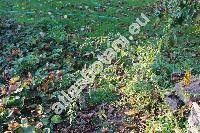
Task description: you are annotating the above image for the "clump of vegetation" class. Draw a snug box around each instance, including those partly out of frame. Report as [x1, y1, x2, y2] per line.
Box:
[0, 0, 199, 132]
[14, 54, 40, 73]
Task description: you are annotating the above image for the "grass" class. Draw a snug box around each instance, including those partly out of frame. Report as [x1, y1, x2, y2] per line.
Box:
[0, 0, 199, 132]
[0, 0, 158, 35]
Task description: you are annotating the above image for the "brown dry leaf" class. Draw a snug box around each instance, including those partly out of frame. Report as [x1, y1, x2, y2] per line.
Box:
[174, 128, 182, 133]
[8, 121, 20, 131]
[151, 126, 155, 133]
[0, 103, 5, 112]
[1, 87, 7, 95]
[13, 107, 21, 115]
[140, 115, 148, 122]
[101, 127, 108, 133]
[42, 82, 49, 92]
[9, 83, 18, 92]
[128, 96, 137, 105]
[9, 76, 20, 84]
[124, 109, 138, 116]
[12, 49, 20, 55]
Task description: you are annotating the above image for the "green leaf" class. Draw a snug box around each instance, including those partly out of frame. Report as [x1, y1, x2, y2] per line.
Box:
[120, 50, 127, 57]
[23, 126, 36, 133]
[40, 118, 49, 126]
[51, 115, 61, 124]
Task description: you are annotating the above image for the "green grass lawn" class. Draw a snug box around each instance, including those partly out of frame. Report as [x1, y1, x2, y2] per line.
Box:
[0, 0, 158, 35]
[0, 0, 199, 132]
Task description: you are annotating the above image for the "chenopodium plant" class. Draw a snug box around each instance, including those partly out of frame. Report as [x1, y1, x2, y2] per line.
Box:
[155, 0, 197, 47]
[156, 0, 198, 26]
[13, 54, 40, 74]
[126, 44, 158, 93]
